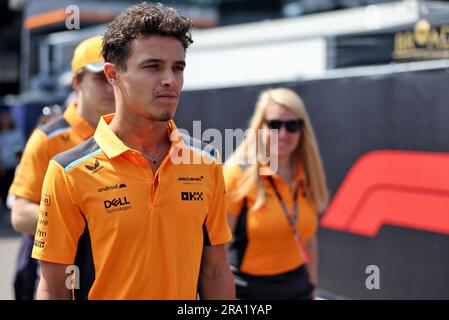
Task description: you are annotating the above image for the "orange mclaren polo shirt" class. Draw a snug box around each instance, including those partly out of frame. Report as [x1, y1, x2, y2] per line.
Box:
[224, 163, 318, 276]
[31, 114, 232, 300]
[9, 102, 94, 203]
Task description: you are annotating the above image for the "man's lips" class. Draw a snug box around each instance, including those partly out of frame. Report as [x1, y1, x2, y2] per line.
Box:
[157, 92, 178, 99]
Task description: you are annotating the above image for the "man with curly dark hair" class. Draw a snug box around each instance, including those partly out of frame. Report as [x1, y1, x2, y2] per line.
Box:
[32, 2, 235, 300]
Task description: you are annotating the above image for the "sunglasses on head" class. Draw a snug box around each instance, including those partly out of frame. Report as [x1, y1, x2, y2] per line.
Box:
[265, 119, 304, 133]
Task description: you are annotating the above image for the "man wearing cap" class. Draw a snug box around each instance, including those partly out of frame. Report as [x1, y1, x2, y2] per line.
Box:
[9, 35, 114, 299]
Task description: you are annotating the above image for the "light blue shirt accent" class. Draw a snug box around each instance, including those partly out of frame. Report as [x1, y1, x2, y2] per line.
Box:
[184, 144, 216, 160]
[64, 148, 102, 171]
[47, 127, 71, 138]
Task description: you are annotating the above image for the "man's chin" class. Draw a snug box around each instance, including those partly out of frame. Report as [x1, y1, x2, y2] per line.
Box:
[98, 103, 115, 114]
[151, 111, 173, 122]
[159, 115, 173, 122]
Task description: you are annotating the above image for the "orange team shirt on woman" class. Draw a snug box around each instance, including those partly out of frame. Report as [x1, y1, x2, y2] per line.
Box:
[224, 162, 318, 276]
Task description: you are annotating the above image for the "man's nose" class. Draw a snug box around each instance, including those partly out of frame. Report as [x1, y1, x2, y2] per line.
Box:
[161, 69, 176, 87]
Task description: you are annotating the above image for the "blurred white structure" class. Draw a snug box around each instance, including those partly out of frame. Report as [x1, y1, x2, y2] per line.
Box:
[184, 0, 422, 90]
[25, 0, 449, 94]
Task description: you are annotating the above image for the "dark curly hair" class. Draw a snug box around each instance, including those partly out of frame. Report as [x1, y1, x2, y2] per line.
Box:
[102, 2, 193, 71]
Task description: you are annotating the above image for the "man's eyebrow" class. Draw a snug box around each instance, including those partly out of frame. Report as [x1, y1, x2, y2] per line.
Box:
[139, 58, 162, 65]
[175, 60, 186, 67]
[139, 58, 186, 66]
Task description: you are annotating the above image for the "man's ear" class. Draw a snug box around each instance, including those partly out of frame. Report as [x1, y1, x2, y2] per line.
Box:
[104, 63, 119, 86]
[71, 73, 80, 91]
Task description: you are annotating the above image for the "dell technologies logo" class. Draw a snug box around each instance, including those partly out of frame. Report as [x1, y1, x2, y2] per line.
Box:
[104, 197, 132, 213]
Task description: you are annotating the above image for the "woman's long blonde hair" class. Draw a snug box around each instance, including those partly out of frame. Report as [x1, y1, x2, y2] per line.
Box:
[225, 87, 329, 213]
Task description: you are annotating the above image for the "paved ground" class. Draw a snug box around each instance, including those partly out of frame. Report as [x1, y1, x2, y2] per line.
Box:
[0, 210, 22, 300]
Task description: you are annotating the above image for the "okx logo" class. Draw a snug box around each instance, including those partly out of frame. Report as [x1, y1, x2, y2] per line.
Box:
[85, 159, 103, 174]
[181, 192, 203, 201]
[104, 197, 132, 213]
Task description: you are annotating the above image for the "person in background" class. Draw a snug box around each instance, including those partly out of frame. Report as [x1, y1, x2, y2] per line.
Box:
[224, 87, 329, 300]
[0, 110, 24, 214]
[38, 104, 64, 126]
[8, 35, 115, 300]
[6, 104, 63, 211]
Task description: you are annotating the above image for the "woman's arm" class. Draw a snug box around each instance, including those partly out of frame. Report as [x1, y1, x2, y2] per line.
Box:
[305, 234, 318, 299]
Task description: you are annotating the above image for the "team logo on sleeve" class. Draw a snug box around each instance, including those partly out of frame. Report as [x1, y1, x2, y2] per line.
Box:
[85, 159, 99, 170]
[40, 194, 51, 206]
[85, 159, 104, 174]
[60, 133, 70, 141]
[34, 239, 45, 249]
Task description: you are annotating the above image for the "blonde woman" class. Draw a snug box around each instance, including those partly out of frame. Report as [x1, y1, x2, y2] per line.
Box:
[224, 87, 329, 300]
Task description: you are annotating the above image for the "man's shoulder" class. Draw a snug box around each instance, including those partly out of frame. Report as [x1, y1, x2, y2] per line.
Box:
[52, 137, 101, 171]
[178, 132, 218, 162]
[38, 115, 71, 138]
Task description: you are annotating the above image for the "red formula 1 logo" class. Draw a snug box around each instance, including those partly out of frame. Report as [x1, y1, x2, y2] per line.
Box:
[320, 150, 449, 237]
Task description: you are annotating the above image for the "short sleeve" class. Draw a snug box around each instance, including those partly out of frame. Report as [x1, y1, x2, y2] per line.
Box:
[203, 163, 232, 246]
[9, 129, 50, 203]
[223, 164, 245, 217]
[31, 159, 86, 264]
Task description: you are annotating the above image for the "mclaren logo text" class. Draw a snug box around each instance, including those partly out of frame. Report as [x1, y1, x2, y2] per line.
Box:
[177, 176, 204, 185]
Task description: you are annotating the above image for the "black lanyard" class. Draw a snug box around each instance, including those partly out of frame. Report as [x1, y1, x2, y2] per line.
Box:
[267, 176, 300, 238]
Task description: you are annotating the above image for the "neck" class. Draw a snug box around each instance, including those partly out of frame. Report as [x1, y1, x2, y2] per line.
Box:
[109, 109, 169, 153]
[276, 154, 297, 186]
[77, 99, 100, 128]
[278, 155, 293, 170]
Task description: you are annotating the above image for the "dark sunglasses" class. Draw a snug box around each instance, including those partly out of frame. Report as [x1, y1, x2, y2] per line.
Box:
[265, 119, 304, 133]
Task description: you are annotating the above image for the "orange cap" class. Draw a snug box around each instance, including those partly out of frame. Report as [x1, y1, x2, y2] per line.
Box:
[71, 35, 104, 73]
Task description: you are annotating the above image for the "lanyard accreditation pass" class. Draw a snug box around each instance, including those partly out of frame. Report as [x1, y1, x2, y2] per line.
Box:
[267, 176, 310, 263]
